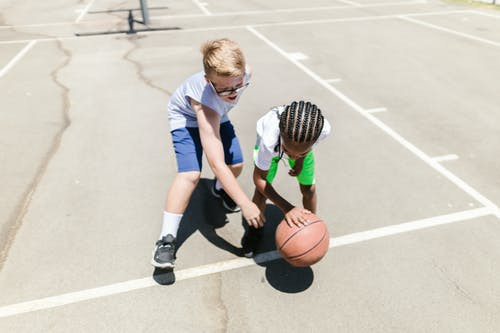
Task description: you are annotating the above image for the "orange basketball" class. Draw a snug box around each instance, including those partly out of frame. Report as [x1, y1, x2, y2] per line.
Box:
[275, 213, 329, 267]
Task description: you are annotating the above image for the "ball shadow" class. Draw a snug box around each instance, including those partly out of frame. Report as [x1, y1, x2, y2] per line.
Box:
[244, 204, 314, 293]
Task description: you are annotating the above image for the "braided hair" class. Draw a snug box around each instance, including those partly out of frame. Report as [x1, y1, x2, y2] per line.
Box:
[279, 101, 325, 145]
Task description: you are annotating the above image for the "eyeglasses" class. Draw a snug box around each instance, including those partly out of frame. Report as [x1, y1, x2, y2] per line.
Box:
[209, 81, 250, 97]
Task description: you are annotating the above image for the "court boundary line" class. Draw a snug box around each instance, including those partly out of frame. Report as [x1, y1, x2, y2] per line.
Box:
[399, 15, 500, 48]
[75, 0, 98, 23]
[0, 9, 474, 45]
[471, 10, 500, 19]
[192, 0, 212, 16]
[152, 0, 427, 20]
[246, 25, 500, 219]
[0, 0, 426, 28]
[0, 207, 492, 318]
[0, 41, 37, 78]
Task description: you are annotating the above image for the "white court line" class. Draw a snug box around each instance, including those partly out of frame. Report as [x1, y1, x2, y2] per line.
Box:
[432, 154, 459, 162]
[152, 0, 428, 20]
[0, 0, 429, 29]
[470, 10, 500, 19]
[0, 207, 492, 318]
[366, 107, 387, 113]
[0, 41, 37, 78]
[288, 52, 309, 60]
[0, 9, 473, 45]
[399, 16, 500, 48]
[246, 26, 500, 219]
[75, 0, 97, 23]
[325, 78, 343, 83]
[336, 0, 362, 6]
[192, 0, 212, 15]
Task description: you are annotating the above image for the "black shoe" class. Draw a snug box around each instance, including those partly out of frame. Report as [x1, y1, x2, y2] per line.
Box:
[151, 234, 176, 268]
[211, 179, 241, 212]
[241, 227, 263, 258]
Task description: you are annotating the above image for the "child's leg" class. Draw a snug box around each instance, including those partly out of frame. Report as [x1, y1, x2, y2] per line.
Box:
[228, 162, 243, 177]
[152, 128, 203, 268]
[165, 171, 201, 213]
[252, 187, 267, 214]
[160, 127, 203, 239]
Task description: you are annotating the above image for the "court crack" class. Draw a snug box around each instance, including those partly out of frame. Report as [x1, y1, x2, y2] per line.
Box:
[433, 261, 478, 305]
[0, 40, 72, 270]
[123, 36, 173, 96]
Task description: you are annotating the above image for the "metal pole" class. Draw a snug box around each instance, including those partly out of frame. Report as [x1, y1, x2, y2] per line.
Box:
[139, 0, 150, 25]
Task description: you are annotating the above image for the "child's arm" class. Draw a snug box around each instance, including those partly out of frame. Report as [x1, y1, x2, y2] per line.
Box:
[253, 165, 309, 227]
[191, 99, 264, 228]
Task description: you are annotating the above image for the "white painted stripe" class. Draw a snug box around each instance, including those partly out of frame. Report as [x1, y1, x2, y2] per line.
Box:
[152, 0, 429, 20]
[0, 1, 430, 29]
[366, 107, 387, 113]
[399, 16, 500, 48]
[432, 154, 459, 162]
[0, 6, 466, 31]
[288, 52, 309, 60]
[0, 41, 36, 78]
[336, 0, 362, 6]
[325, 78, 342, 83]
[246, 26, 500, 218]
[331, 207, 491, 247]
[470, 10, 500, 19]
[0, 208, 492, 318]
[192, 0, 212, 15]
[0, 10, 473, 45]
[75, 0, 97, 23]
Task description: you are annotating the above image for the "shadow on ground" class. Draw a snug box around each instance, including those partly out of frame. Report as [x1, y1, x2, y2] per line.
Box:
[153, 178, 242, 285]
[250, 204, 314, 293]
[153, 179, 314, 292]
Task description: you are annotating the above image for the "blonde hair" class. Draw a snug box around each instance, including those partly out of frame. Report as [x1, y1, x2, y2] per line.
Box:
[201, 38, 245, 77]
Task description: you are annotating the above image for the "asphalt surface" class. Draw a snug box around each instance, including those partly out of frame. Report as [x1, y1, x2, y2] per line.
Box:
[1, 0, 499, 331]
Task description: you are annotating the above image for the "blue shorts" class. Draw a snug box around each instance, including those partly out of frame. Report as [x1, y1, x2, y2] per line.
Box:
[171, 121, 243, 172]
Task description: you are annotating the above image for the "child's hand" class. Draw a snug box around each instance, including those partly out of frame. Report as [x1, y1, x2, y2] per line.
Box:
[284, 207, 311, 227]
[288, 158, 304, 177]
[241, 201, 265, 228]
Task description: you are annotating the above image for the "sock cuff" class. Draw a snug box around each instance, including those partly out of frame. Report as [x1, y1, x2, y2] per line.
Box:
[163, 211, 183, 220]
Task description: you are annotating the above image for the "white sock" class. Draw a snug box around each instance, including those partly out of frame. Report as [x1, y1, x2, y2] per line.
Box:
[160, 211, 183, 239]
[215, 178, 223, 191]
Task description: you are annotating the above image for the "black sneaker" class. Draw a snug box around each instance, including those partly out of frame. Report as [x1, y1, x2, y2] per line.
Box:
[241, 227, 263, 258]
[151, 234, 176, 268]
[211, 179, 241, 212]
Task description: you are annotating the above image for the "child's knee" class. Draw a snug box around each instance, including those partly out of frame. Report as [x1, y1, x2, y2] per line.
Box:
[229, 162, 243, 176]
[179, 171, 201, 186]
[300, 184, 316, 198]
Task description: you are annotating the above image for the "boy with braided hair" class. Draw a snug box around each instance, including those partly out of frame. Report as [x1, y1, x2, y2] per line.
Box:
[241, 100, 331, 257]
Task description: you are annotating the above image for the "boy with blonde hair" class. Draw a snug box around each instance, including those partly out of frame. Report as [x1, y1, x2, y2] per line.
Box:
[152, 38, 264, 268]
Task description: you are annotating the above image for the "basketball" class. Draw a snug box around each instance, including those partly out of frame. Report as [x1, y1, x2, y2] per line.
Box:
[275, 213, 330, 267]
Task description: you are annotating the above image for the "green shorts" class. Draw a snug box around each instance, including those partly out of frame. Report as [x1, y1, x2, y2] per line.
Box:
[253, 146, 315, 185]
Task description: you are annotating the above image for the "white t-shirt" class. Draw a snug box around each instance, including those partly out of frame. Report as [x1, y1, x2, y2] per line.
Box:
[167, 70, 249, 130]
[254, 106, 332, 171]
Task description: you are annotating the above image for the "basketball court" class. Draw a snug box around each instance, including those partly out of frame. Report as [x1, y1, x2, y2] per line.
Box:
[1, 0, 500, 331]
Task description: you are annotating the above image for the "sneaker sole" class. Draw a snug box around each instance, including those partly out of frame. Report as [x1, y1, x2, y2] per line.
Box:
[242, 251, 254, 258]
[151, 258, 175, 269]
[151, 249, 175, 268]
[222, 200, 241, 212]
[210, 182, 221, 198]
